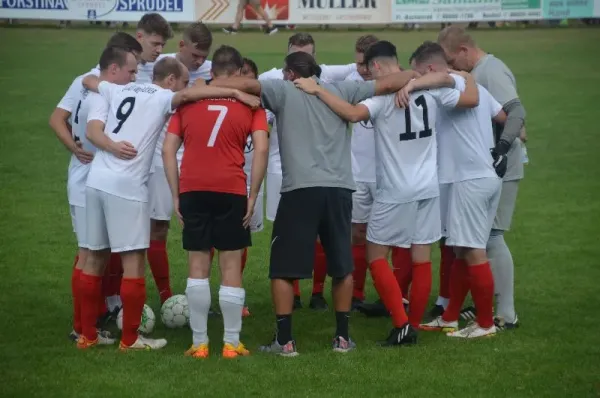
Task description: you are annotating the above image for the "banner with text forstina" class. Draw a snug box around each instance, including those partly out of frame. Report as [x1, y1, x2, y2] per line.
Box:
[197, 0, 389, 24]
[0, 0, 196, 21]
[392, 0, 544, 23]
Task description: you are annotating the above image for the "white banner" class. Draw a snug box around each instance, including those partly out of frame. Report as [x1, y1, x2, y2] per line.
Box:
[197, 0, 390, 25]
[0, 0, 196, 21]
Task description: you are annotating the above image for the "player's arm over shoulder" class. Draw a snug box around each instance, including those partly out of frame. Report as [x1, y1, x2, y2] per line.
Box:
[411, 72, 478, 108]
[259, 79, 288, 113]
[480, 86, 507, 124]
[314, 82, 371, 123]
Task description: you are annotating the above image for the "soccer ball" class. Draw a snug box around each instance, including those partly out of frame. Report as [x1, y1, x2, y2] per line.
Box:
[116, 304, 156, 334]
[161, 294, 189, 328]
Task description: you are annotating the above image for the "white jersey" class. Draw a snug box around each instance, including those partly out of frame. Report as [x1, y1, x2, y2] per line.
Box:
[346, 71, 376, 183]
[56, 69, 101, 207]
[152, 53, 213, 170]
[437, 76, 503, 184]
[86, 82, 175, 202]
[259, 63, 357, 175]
[361, 81, 462, 204]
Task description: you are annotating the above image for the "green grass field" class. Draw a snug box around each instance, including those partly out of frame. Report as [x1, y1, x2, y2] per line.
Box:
[1, 26, 600, 397]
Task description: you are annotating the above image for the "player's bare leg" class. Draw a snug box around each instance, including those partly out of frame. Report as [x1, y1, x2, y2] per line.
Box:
[407, 244, 432, 328]
[218, 249, 250, 358]
[241, 248, 250, 316]
[148, 220, 173, 304]
[258, 278, 298, 356]
[77, 249, 115, 348]
[185, 250, 212, 358]
[119, 249, 167, 350]
[367, 242, 417, 346]
[309, 237, 328, 310]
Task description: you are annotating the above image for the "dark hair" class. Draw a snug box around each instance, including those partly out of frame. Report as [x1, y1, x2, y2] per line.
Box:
[211, 45, 244, 77]
[105, 32, 143, 54]
[412, 41, 447, 66]
[364, 40, 397, 66]
[137, 13, 173, 40]
[242, 57, 259, 78]
[153, 57, 184, 81]
[355, 35, 379, 53]
[99, 46, 132, 71]
[183, 22, 212, 51]
[288, 32, 315, 53]
[284, 51, 321, 78]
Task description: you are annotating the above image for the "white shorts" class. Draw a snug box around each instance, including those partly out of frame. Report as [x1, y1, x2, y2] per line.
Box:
[446, 177, 502, 249]
[266, 172, 282, 222]
[492, 180, 519, 231]
[247, 186, 264, 233]
[85, 187, 150, 253]
[367, 197, 441, 248]
[352, 181, 376, 224]
[439, 183, 451, 237]
[148, 167, 173, 221]
[70, 205, 87, 248]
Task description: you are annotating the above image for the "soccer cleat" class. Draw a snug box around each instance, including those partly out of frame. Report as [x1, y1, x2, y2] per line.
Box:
[242, 306, 251, 317]
[119, 336, 167, 351]
[185, 343, 209, 358]
[265, 26, 279, 35]
[309, 293, 328, 310]
[76, 333, 116, 349]
[70, 329, 112, 342]
[222, 27, 238, 35]
[293, 295, 303, 310]
[378, 323, 418, 347]
[96, 307, 119, 329]
[223, 342, 250, 358]
[428, 304, 445, 318]
[209, 306, 221, 317]
[332, 336, 356, 353]
[69, 330, 80, 342]
[259, 336, 299, 357]
[447, 322, 496, 338]
[351, 297, 364, 312]
[420, 316, 458, 332]
[494, 315, 519, 331]
[460, 306, 477, 321]
[356, 299, 389, 317]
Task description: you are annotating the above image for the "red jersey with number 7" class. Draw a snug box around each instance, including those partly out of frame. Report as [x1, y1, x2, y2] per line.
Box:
[167, 98, 268, 195]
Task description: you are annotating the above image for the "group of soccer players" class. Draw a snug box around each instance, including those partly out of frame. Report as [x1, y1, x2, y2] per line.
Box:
[50, 12, 525, 356]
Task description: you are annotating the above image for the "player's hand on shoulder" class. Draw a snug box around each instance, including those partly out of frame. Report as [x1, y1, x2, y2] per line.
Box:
[243, 196, 256, 229]
[395, 81, 415, 109]
[236, 91, 261, 109]
[73, 141, 94, 164]
[293, 78, 320, 95]
[111, 140, 137, 160]
[519, 126, 528, 143]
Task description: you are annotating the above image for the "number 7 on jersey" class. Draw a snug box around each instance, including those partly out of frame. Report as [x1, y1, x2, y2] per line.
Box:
[207, 105, 229, 147]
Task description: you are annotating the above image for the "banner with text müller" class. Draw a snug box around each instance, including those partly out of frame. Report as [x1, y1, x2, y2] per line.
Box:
[392, 0, 544, 23]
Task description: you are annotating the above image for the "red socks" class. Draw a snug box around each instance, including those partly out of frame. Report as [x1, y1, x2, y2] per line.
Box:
[468, 262, 495, 328]
[147, 240, 172, 304]
[241, 248, 248, 275]
[120, 277, 146, 347]
[370, 258, 409, 328]
[439, 243, 455, 299]
[391, 247, 412, 294]
[442, 259, 470, 322]
[312, 242, 327, 295]
[71, 267, 82, 334]
[102, 253, 123, 299]
[408, 261, 432, 327]
[79, 273, 102, 341]
[352, 244, 368, 301]
[293, 280, 301, 297]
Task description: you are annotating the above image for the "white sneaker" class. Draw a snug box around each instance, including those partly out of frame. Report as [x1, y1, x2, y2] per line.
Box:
[420, 316, 458, 332]
[447, 322, 496, 338]
[119, 335, 167, 351]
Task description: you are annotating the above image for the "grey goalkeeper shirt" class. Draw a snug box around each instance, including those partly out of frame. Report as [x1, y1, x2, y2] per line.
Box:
[472, 54, 524, 181]
[260, 77, 376, 193]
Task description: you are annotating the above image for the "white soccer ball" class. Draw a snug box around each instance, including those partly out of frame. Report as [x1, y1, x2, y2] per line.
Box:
[161, 294, 189, 328]
[116, 304, 156, 334]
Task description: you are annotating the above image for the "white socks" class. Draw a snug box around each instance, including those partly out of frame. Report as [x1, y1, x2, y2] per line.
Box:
[186, 278, 211, 346]
[219, 286, 245, 346]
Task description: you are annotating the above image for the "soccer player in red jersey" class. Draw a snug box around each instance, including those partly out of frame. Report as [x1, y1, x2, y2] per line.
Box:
[163, 45, 268, 359]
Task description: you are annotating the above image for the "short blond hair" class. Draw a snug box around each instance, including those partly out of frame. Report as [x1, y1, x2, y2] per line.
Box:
[437, 26, 476, 52]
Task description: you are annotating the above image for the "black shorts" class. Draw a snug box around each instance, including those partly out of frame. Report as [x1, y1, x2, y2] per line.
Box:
[269, 187, 353, 280]
[179, 191, 251, 252]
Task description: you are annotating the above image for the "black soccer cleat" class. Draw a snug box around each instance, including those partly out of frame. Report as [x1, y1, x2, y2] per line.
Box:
[356, 299, 390, 318]
[222, 26, 238, 35]
[378, 323, 418, 347]
[264, 26, 279, 35]
[209, 306, 221, 317]
[309, 293, 328, 311]
[429, 304, 445, 318]
[460, 306, 477, 321]
[494, 315, 520, 331]
[351, 297, 364, 312]
[293, 295, 303, 310]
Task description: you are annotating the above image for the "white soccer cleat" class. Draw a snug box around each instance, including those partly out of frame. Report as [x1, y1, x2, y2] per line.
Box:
[447, 322, 496, 338]
[119, 335, 167, 351]
[420, 316, 458, 332]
